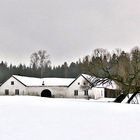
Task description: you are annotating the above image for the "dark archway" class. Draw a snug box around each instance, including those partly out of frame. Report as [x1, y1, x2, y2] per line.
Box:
[41, 89, 52, 97]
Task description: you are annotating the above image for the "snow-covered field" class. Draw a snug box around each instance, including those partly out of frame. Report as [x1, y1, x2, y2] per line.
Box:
[0, 96, 140, 140]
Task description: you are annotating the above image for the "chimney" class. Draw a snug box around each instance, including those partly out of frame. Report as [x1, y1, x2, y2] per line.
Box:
[42, 81, 45, 86]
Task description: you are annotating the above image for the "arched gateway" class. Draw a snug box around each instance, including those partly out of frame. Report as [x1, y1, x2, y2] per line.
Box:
[41, 89, 52, 97]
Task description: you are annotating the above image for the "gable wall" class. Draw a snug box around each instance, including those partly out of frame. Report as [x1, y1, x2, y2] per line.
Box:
[0, 77, 27, 95]
[67, 76, 105, 99]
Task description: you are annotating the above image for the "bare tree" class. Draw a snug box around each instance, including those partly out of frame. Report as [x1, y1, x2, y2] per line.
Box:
[89, 47, 140, 103]
[30, 50, 51, 77]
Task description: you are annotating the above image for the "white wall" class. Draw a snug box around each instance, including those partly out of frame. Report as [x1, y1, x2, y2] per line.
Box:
[26, 86, 68, 97]
[67, 76, 105, 99]
[0, 77, 27, 95]
[91, 87, 105, 99]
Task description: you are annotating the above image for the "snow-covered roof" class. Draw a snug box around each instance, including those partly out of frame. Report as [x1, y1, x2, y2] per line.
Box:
[13, 75, 75, 87]
[82, 74, 118, 90]
[12, 74, 118, 89]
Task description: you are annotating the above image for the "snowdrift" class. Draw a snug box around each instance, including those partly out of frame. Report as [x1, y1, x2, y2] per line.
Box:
[0, 96, 139, 140]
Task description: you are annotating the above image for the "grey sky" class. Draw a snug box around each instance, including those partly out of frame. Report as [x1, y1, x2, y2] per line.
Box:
[0, 0, 140, 66]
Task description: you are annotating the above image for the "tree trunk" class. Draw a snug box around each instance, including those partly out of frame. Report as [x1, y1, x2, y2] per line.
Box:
[127, 91, 138, 104]
[114, 94, 127, 103]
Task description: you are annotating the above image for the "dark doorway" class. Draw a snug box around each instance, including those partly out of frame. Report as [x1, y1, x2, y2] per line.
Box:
[41, 89, 52, 97]
[15, 89, 19, 95]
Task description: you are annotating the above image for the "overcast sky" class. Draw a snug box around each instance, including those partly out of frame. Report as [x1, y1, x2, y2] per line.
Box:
[0, 0, 140, 66]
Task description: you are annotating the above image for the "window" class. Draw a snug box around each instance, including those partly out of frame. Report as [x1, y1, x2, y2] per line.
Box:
[15, 89, 19, 95]
[5, 89, 9, 95]
[84, 90, 88, 96]
[78, 82, 80, 85]
[11, 81, 14, 85]
[74, 90, 78, 96]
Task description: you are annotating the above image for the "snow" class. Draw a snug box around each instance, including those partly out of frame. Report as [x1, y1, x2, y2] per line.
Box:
[92, 97, 115, 102]
[0, 96, 140, 140]
[13, 75, 75, 86]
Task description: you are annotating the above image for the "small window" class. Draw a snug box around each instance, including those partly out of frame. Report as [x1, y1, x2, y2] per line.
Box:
[15, 89, 19, 95]
[5, 89, 9, 95]
[78, 82, 80, 85]
[84, 90, 88, 96]
[11, 81, 14, 85]
[83, 82, 86, 85]
[74, 90, 78, 96]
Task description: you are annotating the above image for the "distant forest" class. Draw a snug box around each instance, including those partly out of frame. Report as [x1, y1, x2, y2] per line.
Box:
[0, 59, 88, 84]
[0, 48, 92, 84]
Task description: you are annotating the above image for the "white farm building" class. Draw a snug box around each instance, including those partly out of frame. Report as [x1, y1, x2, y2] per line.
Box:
[0, 74, 118, 99]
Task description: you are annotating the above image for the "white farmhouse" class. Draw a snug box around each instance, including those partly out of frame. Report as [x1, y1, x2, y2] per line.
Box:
[0, 74, 118, 99]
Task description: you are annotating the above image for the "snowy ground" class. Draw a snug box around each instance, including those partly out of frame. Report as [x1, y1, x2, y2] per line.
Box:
[0, 96, 140, 140]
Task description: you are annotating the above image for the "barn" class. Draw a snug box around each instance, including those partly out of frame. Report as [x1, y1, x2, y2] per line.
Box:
[0, 74, 119, 99]
[0, 75, 74, 98]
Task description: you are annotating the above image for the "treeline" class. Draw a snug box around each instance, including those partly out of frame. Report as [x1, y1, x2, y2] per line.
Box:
[0, 60, 89, 84]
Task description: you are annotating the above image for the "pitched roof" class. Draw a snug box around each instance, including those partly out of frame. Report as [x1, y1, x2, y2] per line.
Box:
[13, 75, 75, 87]
[12, 74, 118, 89]
[81, 74, 118, 89]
